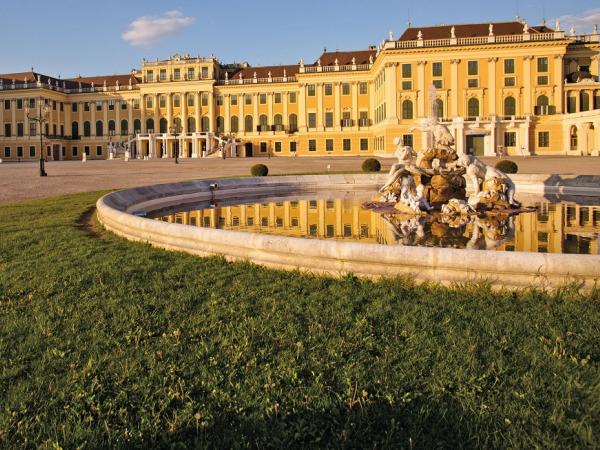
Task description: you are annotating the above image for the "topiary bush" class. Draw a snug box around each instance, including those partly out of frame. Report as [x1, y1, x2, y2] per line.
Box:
[494, 159, 518, 174]
[250, 164, 269, 177]
[362, 158, 381, 173]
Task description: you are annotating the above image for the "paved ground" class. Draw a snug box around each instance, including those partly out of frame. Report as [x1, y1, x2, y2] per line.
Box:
[1, 155, 599, 204]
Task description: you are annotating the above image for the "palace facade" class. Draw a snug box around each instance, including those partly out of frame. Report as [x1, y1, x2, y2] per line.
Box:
[1, 20, 599, 161]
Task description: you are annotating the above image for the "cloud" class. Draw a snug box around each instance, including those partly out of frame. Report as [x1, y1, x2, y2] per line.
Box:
[553, 8, 600, 33]
[122, 10, 195, 46]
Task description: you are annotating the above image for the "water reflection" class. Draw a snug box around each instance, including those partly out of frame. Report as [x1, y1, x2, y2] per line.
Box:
[151, 195, 600, 255]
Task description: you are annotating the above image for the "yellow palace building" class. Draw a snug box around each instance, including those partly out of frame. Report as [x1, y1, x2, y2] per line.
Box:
[1, 20, 599, 161]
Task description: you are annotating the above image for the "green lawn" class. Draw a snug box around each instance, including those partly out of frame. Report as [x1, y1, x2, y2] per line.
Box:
[0, 192, 599, 449]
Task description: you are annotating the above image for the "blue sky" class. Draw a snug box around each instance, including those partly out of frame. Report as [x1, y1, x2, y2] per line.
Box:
[1, 0, 599, 78]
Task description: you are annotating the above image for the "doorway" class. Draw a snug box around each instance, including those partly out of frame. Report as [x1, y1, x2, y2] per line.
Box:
[466, 135, 485, 156]
[245, 142, 253, 157]
[52, 144, 60, 161]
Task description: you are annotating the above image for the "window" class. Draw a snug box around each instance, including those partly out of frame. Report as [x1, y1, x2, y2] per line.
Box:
[259, 94, 266, 104]
[309, 224, 318, 236]
[96, 121, 103, 136]
[173, 68, 180, 80]
[108, 100, 115, 111]
[581, 92, 590, 112]
[504, 132, 516, 147]
[260, 142, 267, 153]
[467, 98, 479, 118]
[4, 99, 10, 109]
[538, 131, 550, 147]
[187, 117, 195, 132]
[360, 138, 368, 151]
[72, 146, 78, 156]
[173, 95, 180, 107]
[468, 60, 478, 75]
[402, 63, 412, 78]
[504, 96, 516, 116]
[29, 122, 36, 136]
[325, 139, 333, 151]
[52, 101, 57, 111]
[401, 80, 412, 90]
[504, 59, 515, 74]
[247, 217, 254, 226]
[290, 141, 297, 152]
[307, 84, 316, 96]
[84, 146, 90, 156]
[96, 145, 103, 156]
[17, 123, 24, 137]
[84, 102, 90, 111]
[146, 96, 153, 109]
[187, 68, 195, 79]
[159, 96, 166, 108]
[308, 139, 316, 152]
[343, 225, 352, 237]
[202, 93, 209, 106]
[201, 67, 209, 78]
[432, 62, 443, 77]
[16, 99, 23, 109]
[96, 101, 102, 111]
[187, 94, 194, 107]
[273, 114, 283, 131]
[326, 224, 334, 238]
[244, 115, 253, 132]
[121, 100, 127, 110]
[16, 147, 23, 158]
[289, 92, 297, 103]
[160, 118, 168, 133]
[230, 116, 239, 133]
[230, 95, 238, 106]
[343, 139, 351, 151]
[216, 116, 224, 133]
[359, 82, 368, 95]
[432, 79, 443, 89]
[29, 146, 35, 157]
[71, 102, 78, 112]
[146, 118, 154, 132]
[433, 99, 444, 118]
[537, 75, 548, 85]
[159, 69, 166, 81]
[244, 94, 252, 105]
[325, 111, 334, 128]
[146, 71, 154, 82]
[4, 147, 10, 158]
[274, 93, 281, 103]
[402, 100, 413, 119]
[468, 79, 479, 88]
[504, 77, 515, 87]
[258, 114, 268, 131]
[201, 117, 210, 132]
[308, 112, 316, 129]
[83, 121, 91, 137]
[570, 126, 578, 150]
[537, 57, 548, 73]
[324, 83, 333, 95]
[288, 114, 298, 132]
[275, 141, 282, 152]
[121, 120, 128, 134]
[342, 83, 350, 95]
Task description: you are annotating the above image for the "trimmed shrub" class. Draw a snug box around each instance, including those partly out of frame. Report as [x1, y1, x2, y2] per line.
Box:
[362, 158, 381, 173]
[250, 164, 269, 177]
[494, 159, 518, 174]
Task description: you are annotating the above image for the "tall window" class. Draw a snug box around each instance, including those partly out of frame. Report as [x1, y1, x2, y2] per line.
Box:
[230, 95, 238, 106]
[324, 83, 333, 95]
[258, 114, 268, 131]
[134, 119, 141, 133]
[146, 118, 154, 132]
[159, 96, 166, 108]
[570, 126, 578, 150]
[325, 111, 334, 128]
[504, 59, 515, 74]
[432, 62, 443, 77]
[402, 64, 412, 78]
[201, 116, 210, 132]
[467, 98, 480, 118]
[581, 92, 590, 112]
[308, 113, 316, 129]
[244, 94, 252, 105]
[120, 120, 128, 135]
[95, 121, 103, 136]
[108, 120, 115, 133]
[71, 122, 79, 138]
[468, 60, 478, 76]
[289, 92, 297, 103]
[307, 84, 316, 96]
[538, 131, 550, 147]
[216, 116, 224, 133]
[160, 118, 167, 133]
[504, 96, 516, 116]
[230, 116, 239, 133]
[342, 83, 350, 95]
[244, 115, 253, 132]
[187, 117, 196, 132]
[504, 132, 516, 147]
[288, 114, 298, 132]
[173, 95, 180, 108]
[401, 100, 413, 119]
[537, 57, 548, 73]
[433, 99, 444, 118]
[259, 94, 267, 104]
[359, 82, 368, 95]
[273, 114, 283, 130]
[187, 94, 194, 107]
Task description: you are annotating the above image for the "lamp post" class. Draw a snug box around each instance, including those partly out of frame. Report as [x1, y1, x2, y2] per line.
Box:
[169, 122, 180, 164]
[25, 98, 49, 176]
[108, 129, 115, 159]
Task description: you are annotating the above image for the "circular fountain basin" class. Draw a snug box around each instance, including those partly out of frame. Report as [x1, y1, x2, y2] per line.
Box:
[97, 174, 600, 289]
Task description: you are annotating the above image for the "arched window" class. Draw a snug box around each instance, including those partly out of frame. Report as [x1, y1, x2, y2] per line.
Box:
[173, 117, 182, 133]
[230, 116, 239, 133]
[433, 99, 444, 119]
[581, 92, 590, 112]
[288, 114, 298, 132]
[244, 115, 253, 132]
[274, 114, 283, 131]
[83, 121, 91, 137]
[108, 120, 116, 133]
[570, 126, 578, 150]
[567, 94, 577, 113]
[71, 121, 79, 138]
[133, 119, 141, 134]
[537, 95, 549, 107]
[120, 120, 128, 135]
[159, 118, 168, 133]
[467, 98, 480, 119]
[95, 120, 103, 137]
[146, 118, 154, 132]
[504, 96, 516, 117]
[187, 117, 196, 132]
[259, 114, 268, 131]
[216, 116, 224, 133]
[201, 116, 210, 132]
[401, 100, 413, 119]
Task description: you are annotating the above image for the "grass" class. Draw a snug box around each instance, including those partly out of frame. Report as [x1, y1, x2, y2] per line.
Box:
[0, 191, 599, 449]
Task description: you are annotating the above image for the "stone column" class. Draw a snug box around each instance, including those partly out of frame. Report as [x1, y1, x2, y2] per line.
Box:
[103, 101, 108, 141]
[153, 94, 160, 134]
[238, 96, 243, 134]
[115, 99, 121, 136]
[384, 63, 398, 123]
[523, 56, 533, 115]
[78, 103, 83, 139]
[578, 122, 591, 155]
[351, 81, 358, 130]
[195, 92, 201, 132]
[416, 61, 426, 118]
[128, 99, 134, 134]
[553, 55, 564, 113]
[167, 92, 173, 131]
[91, 101, 96, 136]
[140, 95, 146, 133]
[65, 103, 71, 139]
[252, 93, 258, 133]
[182, 92, 188, 133]
[593, 120, 600, 156]
[298, 84, 307, 132]
[267, 92, 273, 130]
[333, 82, 341, 131]
[316, 83, 323, 130]
[283, 90, 288, 130]
[11, 100, 17, 137]
[224, 94, 230, 133]
[207, 91, 214, 132]
[450, 59, 460, 117]
[488, 57, 498, 116]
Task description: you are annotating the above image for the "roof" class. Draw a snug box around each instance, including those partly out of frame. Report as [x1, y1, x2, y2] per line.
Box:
[314, 49, 375, 66]
[0, 71, 139, 89]
[65, 74, 139, 87]
[398, 21, 554, 41]
[228, 64, 300, 79]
